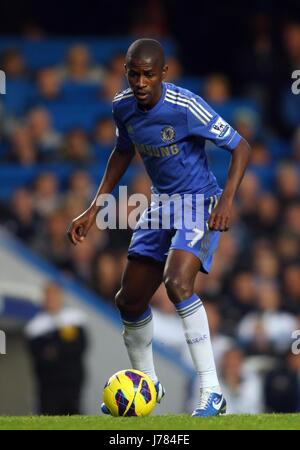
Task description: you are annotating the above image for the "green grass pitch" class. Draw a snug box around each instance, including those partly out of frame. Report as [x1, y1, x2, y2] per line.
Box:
[0, 414, 299, 430]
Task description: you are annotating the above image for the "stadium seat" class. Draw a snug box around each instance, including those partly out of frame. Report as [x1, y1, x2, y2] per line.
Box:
[248, 165, 276, 190]
[178, 76, 203, 95]
[266, 136, 292, 161]
[61, 81, 101, 104]
[281, 87, 300, 129]
[0, 37, 176, 70]
[210, 99, 260, 123]
[0, 165, 39, 199]
[47, 102, 111, 132]
[3, 79, 35, 115]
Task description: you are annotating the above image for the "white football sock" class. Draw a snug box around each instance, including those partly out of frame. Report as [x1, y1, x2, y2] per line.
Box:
[121, 307, 158, 384]
[175, 293, 220, 390]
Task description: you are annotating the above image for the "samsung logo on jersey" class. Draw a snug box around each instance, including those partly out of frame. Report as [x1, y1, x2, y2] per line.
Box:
[135, 143, 179, 158]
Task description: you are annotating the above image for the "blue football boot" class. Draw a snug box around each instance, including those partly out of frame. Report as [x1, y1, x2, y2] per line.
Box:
[100, 402, 110, 415]
[155, 381, 165, 403]
[192, 390, 226, 417]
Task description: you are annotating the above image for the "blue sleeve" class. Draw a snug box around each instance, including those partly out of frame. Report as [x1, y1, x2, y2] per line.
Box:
[187, 96, 242, 151]
[112, 107, 134, 153]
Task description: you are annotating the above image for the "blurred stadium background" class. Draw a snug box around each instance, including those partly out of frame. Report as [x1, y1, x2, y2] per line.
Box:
[0, 0, 300, 416]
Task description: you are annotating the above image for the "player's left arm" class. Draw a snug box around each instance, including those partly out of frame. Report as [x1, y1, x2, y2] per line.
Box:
[208, 137, 251, 231]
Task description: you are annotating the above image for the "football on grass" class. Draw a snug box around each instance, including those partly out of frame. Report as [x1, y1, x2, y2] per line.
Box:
[102, 369, 156, 417]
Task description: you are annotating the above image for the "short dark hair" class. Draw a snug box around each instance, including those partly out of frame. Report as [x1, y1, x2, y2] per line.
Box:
[126, 39, 165, 68]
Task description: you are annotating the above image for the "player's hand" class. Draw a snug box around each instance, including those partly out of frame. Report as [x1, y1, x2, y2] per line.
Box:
[67, 207, 97, 245]
[208, 197, 232, 232]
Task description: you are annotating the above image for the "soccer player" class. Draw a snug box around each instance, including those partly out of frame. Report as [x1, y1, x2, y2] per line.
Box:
[67, 39, 251, 416]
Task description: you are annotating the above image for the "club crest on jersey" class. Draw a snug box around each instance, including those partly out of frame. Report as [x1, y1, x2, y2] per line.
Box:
[161, 126, 175, 143]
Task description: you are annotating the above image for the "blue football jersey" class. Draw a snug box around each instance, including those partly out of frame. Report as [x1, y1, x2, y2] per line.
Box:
[112, 82, 241, 197]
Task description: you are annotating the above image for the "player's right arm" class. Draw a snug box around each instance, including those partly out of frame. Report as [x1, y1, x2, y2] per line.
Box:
[67, 104, 135, 245]
[67, 146, 135, 245]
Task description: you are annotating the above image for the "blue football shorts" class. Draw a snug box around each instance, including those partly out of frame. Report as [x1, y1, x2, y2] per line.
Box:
[128, 194, 221, 273]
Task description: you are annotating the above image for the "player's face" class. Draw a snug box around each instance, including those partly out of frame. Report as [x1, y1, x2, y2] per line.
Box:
[125, 58, 167, 109]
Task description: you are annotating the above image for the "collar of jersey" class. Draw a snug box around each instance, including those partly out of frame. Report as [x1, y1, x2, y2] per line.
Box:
[135, 82, 167, 115]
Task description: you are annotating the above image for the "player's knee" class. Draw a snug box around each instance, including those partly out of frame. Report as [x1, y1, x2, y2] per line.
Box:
[164, 275, 193, 304]
[115, 289, 128, 313]
[115, 289, 142, 316]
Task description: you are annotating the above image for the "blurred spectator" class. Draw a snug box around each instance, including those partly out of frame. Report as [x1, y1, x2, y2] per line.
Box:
[252, 247, 280, 282]
[249, 140, 271, 167]
[70, 239, 96, 284]
[31, 68, 62, 106]
[60, 128, 92, 163]
[219, 347, 264, 414]
[276, 22, 300, 134]
[25, 282, 88, 415]
[7, 126, 37, 166]
[221, 201, 248, 248]
[276, 163, 300, 204]
[101, 71, 126, 102]
[215, 233, 239, 275]
[236, 13, 277, 110]
[130, 0, 170, 38]
[32, 172, 61, 218]
[233, 109, 259, 143]
[66, 170, 94, 207]
[63, 195, 91, 225]
[33, 210, 72, 272]
[27, 107, 61, 160]
[22, 21, 45, 39]
[92, 251, 120, 302]
[237, 171, 261, 226]
[164, 56, 183, 83]
[203, 74, 230, 104]
[5, 188, 41, 244]
[56, 44, 105, 83]
[108, 53, 126, 77]
[276, 231, 300, 264]
[292, 127, 300, 162]
[197, 256, 225, 300]
[282, 264, 300, 314]
[237, 280, 298, 355]
[223, 271, 256, 334]
[200, 233, 240, 302]
[283, 201, 300, 238]
[93, 117, 116, 150]
[283, 22, 300, 70]
[252, 193, 280, 238]
[1, 48, 27, 79]
[264, 352, 300, 412]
